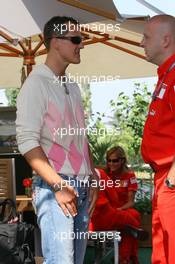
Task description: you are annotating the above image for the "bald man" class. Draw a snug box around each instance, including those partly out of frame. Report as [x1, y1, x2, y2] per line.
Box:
[141, 15, 175, 264]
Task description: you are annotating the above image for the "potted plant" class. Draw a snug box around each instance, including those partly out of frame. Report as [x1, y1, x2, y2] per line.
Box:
[134, 196, 152, 215]
[134, 197, 152, 247]
[22, 177, 32, 197]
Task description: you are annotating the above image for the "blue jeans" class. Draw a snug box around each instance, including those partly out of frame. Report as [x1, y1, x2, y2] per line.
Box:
[32, 175, 89, 264]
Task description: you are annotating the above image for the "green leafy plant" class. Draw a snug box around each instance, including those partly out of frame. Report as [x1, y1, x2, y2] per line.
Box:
[134, 196, 152, 215]
[5, 88, 20, 106]
[110, 83, 152, 165]
[88, 118, 118, 166]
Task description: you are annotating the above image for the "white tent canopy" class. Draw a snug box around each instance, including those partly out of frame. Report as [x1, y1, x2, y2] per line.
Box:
[2, 0, 172, 87]
[115, 0, 175, 17]
[0, 0, 120, 40]
[0, 17, 157, 88]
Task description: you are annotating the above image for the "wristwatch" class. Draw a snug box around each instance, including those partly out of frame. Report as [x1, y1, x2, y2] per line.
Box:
[165, 178, 175, 189]
[51, 183, 62, 193]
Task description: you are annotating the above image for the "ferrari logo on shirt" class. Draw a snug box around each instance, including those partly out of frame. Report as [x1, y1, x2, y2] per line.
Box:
[157, 83, 167, 99]
[150, 109, 156, 116]
[157, 88, 166, 99]
[120, 180, 128, 187]
[130, 177, 137, 184]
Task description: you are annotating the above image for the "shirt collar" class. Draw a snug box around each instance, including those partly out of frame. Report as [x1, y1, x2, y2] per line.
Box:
[157, 53, 175, 79]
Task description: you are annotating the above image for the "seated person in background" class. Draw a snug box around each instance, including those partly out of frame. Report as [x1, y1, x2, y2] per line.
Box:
[89, 146, 141, 264]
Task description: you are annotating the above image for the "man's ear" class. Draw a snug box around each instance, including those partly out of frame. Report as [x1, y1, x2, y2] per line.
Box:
[163, 34, 171, 48]
[50, 38, 60, 50]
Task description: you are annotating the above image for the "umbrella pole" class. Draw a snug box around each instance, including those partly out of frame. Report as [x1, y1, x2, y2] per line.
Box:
[26, 64, 33, 75]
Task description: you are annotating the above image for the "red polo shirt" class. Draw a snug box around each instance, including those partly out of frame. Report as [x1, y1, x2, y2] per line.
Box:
[141, 53, 175, 167]
[89, 169, 138, 231]
[93, 169, 138, 210]
[108, 170, 138, 207]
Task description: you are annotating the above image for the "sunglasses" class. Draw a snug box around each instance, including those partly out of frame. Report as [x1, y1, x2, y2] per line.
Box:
[54, 36, 83, 44]
[107, 158, 123, 163]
